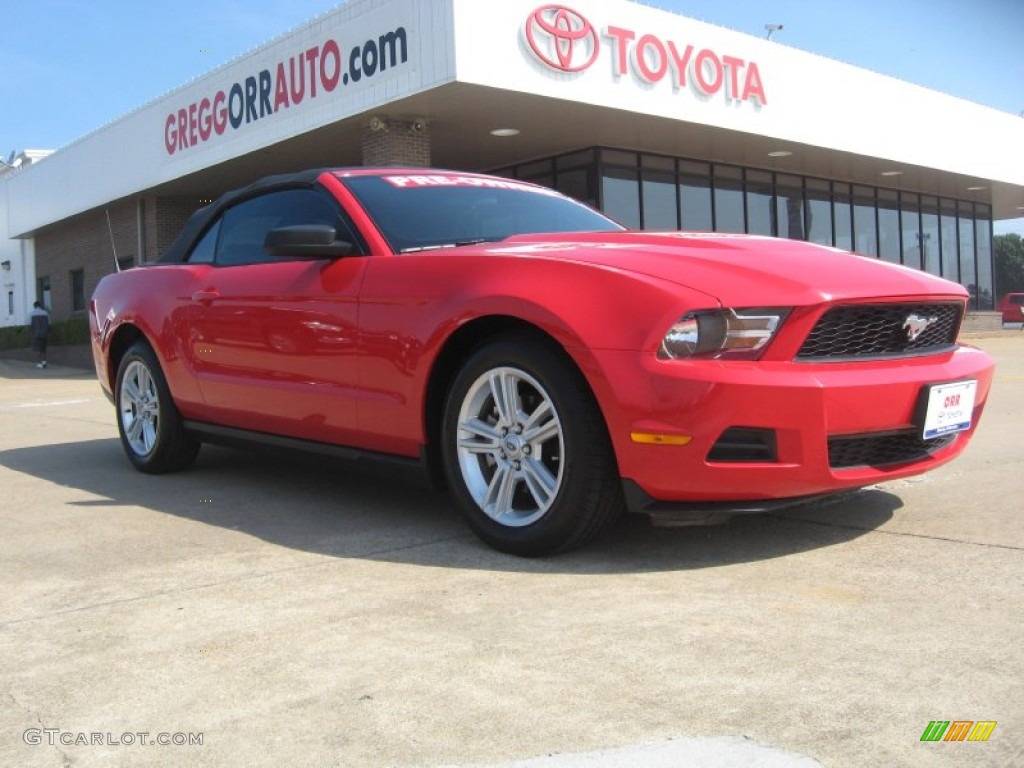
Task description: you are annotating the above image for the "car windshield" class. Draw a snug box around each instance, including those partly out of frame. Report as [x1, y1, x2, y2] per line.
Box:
[340, 173, 624, 253]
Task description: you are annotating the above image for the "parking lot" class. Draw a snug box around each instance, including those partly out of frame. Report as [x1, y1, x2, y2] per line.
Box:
[1, 335, 1021, 767]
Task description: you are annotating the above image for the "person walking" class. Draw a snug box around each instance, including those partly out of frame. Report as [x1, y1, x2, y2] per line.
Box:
[29, 301, 50, 369]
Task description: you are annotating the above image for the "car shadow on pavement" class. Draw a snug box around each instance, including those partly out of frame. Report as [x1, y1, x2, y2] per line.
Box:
[0, 437, 900, 574]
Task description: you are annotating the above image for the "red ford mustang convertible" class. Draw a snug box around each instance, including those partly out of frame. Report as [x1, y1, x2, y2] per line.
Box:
[90, 168, 994, 555]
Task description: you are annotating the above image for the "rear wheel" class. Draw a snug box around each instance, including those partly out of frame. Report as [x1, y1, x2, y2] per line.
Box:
[441, 336, 623, 556]
[115, 342, 200, 473]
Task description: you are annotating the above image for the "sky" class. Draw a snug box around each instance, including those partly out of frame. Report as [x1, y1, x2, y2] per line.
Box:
[2, 0, 1022, 230]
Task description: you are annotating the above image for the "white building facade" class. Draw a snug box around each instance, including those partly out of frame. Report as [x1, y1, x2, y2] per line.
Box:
[3, 0, 1023, 321]
[0, 151, 50, 327]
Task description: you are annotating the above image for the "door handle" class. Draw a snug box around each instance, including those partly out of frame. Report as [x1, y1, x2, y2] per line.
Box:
[191, 290, 220, 303]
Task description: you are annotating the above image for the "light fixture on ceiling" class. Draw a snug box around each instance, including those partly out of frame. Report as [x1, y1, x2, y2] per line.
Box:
[880, 170, 903, 176]
[490, 128, 520, 137]
[767, 150, 792, 157]
[966, 185, 986, 191]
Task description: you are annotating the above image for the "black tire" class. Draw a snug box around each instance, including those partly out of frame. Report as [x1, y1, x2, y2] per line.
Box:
[441, 335, 623, 556]
[114, 342, 200, 474]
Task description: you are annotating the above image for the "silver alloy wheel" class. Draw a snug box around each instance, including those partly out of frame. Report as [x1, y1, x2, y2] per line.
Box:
[455, 366, 564, 527]
[119, 359, 160, 457]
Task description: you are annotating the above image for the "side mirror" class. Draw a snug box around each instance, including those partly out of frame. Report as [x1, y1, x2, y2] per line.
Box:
[264, 225, 353, 257]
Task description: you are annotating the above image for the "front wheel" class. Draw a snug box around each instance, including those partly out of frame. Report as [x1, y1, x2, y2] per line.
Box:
[115, 342, 200, 473]
[441, 336, 623, 556]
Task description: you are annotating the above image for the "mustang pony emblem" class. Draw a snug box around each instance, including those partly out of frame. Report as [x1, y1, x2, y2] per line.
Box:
[903, 313, 938, 342]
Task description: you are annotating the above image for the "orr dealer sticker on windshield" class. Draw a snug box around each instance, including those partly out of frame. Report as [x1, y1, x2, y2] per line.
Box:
[922, 380, 977, 440]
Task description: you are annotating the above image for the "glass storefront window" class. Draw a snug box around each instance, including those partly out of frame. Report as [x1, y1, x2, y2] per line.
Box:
[556, 168, 594, 207]
[745, 170, 773, 236]
[878, 189, 900, 263]
[940, 198, 959, 281]
[641, 170, 678, 229]
[602, 167, 641, 229]
[975, 208, 993, 310]
[517, 159, 554, 189]
[680, 175, 712, 230]
[958, 203, 977, 308]
[491, 148, 991, 304]
[853, 186, 877, 256]
[713, 165, 744, 234]
[900, 193, 922, 270]
[805, 178, 833, 245]
[833, 183, 853, 251]
[920, 197, 940, 276]
[775, 174, 803, 240]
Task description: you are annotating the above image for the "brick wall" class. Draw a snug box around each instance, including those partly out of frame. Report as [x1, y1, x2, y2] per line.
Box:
[362, 119, 431, 166]
[152, 196, 204, 258]
[34, 200, 136, 321]
[33, 195, 203, 321]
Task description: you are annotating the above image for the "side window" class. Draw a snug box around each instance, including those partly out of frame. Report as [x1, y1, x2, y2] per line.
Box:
[214, 188, 361, 267]
[187, 220, 220, 263]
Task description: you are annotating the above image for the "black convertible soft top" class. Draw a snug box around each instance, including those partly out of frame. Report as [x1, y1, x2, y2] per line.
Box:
[156, 168, 337, 264]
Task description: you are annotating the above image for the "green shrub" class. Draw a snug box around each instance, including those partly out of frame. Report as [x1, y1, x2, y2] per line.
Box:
[0, 315, 90, 349]
[50, 316, 91, 346]
[0, 324, 30, 350]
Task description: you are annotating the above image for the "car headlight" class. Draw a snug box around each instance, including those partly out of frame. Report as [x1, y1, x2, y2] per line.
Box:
[658, 308, 790, 360]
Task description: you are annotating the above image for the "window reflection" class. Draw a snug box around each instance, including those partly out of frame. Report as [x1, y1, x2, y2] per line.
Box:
[878, 191, 900, 264]
[975, 210, 993, 310]
[745, 170, 774, 236]
[556, 168, 594, 207]
[900, 194, 922, 270]
[776, 175, 803, 240]
[940, 199, 959, 281]
[679, 167, 712, 230]
[806, 180, 833, 245]
[920, 197, 940, 276]
[833, 184, 853, 251]
[853, 186, 878, 257]
[959, 205, 977, 309]
[602, 167, 641, 229]
[713, 166, 744, 233]
[642, 170, 678, 229]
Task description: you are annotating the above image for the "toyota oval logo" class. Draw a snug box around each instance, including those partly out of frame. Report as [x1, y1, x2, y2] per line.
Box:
[525, 5, 599, 73]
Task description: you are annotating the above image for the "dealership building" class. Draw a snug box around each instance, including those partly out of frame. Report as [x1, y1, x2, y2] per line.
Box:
[2, 0, 1023, 326]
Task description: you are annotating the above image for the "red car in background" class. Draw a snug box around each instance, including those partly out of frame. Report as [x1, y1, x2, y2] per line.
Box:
[997, 292, 1024, 324]
[89, 169, 994, 555]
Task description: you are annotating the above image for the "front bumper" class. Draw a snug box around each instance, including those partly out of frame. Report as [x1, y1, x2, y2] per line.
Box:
[590, 344, 994, 506]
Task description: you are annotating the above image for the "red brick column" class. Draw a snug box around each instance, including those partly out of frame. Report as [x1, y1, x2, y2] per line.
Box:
[361, 118, 431, 167]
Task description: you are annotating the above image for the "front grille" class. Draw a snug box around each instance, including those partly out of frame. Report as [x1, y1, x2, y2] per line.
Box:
[797, 303, 961, 360]
[828, 430, 959, 469]
[707, 427, 778, 463]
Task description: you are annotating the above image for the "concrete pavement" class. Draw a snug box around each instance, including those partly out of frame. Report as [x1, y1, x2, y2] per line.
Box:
[1, 336, 1021, 767]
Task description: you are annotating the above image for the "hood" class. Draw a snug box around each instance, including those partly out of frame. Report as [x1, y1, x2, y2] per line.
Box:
[488, 232, 967, 306]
